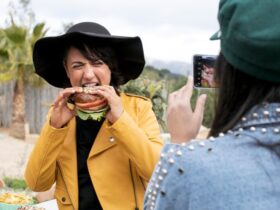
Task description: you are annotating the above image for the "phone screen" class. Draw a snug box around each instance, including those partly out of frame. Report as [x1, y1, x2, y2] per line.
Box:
[193, 54, 217, 88]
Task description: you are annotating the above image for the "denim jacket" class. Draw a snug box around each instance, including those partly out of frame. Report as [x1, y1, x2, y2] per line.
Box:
[144, 103, 280, 210]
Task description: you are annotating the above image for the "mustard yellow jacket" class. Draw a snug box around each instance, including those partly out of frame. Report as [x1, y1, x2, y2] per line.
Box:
[25, 93, 163, 210]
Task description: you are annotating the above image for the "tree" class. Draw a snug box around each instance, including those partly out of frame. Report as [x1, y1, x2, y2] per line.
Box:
[0, 0, 47, 139]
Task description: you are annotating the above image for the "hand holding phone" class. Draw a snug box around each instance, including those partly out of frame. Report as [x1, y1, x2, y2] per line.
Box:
[193, 54, 217, 89]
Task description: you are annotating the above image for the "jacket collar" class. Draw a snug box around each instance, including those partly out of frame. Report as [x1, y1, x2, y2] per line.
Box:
[234, 103, 280, 130]
[231, 103, 280, 145]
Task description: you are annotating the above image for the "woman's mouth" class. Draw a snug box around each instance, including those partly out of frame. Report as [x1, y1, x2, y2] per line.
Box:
[82, 83, 100, 87]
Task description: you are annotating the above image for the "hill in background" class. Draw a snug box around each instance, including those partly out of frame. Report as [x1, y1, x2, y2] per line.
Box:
[146, 58, 192, 76]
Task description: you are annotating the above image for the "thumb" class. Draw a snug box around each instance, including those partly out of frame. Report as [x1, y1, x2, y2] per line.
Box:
[194, 94, 207, 124]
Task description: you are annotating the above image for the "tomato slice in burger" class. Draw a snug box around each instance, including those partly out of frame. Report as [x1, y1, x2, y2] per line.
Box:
[75, 98, 107, 109]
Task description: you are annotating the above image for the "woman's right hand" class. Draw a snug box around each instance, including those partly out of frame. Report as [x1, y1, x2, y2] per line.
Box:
[166, 77, 207, 143]
[50, 87, 83, 128]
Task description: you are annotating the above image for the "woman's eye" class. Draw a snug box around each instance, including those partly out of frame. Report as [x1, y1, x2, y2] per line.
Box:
[72, 64, 83, 69]
[92, 60, 104, 66]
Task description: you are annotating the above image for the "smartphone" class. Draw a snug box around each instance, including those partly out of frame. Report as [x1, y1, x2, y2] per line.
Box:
[193, 54, 217, 89]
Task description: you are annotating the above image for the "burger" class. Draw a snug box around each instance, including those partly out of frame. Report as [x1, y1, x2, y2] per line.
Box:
[72, 86, 109, 121]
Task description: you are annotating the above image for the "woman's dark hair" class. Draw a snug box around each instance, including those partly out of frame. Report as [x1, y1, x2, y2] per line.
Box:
[203, 57, 215, 68]
[62, 39, 125, 90]
[209, 52, 280, 137]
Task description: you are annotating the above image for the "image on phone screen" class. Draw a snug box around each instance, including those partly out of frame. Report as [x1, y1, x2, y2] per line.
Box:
[193, 54, 217, 88]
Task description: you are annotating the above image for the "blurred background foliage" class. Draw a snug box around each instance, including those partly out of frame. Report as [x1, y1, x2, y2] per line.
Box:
[122, 66, 216, 132]
[3, 177, 27, 190]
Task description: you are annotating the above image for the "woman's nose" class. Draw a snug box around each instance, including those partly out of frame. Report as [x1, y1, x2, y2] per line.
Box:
[83, 65, 96, 80]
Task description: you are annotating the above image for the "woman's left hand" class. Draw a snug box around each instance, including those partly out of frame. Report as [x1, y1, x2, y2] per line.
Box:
[93, 85, 124, 124]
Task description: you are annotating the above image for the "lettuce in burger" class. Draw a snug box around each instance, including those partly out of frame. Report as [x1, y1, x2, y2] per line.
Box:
[72, 86, 109, 121]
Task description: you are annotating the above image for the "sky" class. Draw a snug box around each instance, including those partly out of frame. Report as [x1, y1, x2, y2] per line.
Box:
[0, 0, 221, 64]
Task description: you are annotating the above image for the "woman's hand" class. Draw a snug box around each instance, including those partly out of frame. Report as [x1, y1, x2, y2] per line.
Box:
[167, 77, 207, 143]
[92, 85, 124, 124]
[50, 87, 83, 128]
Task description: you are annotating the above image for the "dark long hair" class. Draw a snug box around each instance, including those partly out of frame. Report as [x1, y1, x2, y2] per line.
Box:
[62, 39, 125, 89]
[209, 53, 280, 137]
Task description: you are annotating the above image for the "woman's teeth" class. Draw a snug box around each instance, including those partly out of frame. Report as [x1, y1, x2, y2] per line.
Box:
[83, 83, 99, 87]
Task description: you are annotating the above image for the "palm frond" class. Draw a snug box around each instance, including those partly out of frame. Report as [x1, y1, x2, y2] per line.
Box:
[0, 18, 46, 86]
[5, 24, 27, 46]
[0, 49, 9, 61]
[31, 22, 47, 48]
[32, 22, 46, 38]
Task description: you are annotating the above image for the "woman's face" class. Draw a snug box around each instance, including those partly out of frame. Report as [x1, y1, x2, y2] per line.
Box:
[65, 47, 111, 87]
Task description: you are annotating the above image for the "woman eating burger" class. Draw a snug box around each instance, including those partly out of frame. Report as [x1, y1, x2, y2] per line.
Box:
[25, 22, 163, 210]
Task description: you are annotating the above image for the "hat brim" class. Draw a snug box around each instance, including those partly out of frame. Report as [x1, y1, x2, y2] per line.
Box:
[210, 30, 221, 40]
[33, 32, 145, 88]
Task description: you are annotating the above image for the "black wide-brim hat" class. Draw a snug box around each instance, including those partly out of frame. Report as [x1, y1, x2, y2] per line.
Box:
[33, 22, 145, 88]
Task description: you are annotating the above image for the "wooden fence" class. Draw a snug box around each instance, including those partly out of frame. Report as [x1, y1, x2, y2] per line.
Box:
[0, 81, 61, 133]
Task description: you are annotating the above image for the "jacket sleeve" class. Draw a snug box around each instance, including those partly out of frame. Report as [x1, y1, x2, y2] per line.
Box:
[108, 98, 163, 181]
[24, 113, 70, 192]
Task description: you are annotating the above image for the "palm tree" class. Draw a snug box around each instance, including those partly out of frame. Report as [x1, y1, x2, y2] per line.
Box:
[0, 20, 47, 139]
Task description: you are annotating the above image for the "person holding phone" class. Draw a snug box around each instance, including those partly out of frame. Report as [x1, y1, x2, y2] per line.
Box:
[24, 22, 163, 210]
[144, 0, 280, 209]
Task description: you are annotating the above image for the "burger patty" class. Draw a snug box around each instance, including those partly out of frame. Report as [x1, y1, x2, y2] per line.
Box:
[72, 88, 108, 111]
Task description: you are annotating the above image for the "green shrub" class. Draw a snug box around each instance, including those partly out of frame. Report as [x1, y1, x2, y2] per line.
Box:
[3, 177, 27, 190]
